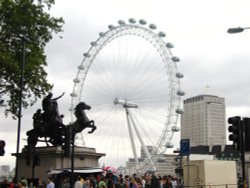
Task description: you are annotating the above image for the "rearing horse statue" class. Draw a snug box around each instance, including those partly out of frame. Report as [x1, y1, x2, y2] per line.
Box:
[68, 102, 97, 134]
[26, 99, 97, 148]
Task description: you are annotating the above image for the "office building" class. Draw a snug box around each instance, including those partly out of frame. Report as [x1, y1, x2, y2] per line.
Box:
[181, 95, 226, 147]
[0, 165, 10, 178]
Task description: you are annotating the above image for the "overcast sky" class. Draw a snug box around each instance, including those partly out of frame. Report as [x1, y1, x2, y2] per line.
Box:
[1, 0, 250, 169]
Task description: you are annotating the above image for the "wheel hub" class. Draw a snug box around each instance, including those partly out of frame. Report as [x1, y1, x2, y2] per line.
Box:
[113, 98, 138, 108]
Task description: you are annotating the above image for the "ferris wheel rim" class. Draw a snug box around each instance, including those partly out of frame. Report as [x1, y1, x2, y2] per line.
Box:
[70, 18, 184, 172]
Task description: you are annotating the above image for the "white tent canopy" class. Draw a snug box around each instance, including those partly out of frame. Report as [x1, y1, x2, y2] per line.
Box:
[48, 168, 103, 175]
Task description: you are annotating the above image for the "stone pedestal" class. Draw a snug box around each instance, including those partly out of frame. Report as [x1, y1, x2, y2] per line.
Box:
[13, 146, 105, 180]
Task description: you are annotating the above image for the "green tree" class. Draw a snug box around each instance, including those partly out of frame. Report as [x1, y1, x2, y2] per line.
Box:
[0, 0, 64, 118]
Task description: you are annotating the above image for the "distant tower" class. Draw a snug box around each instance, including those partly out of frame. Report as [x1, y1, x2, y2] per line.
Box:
[0, 165, 10, 177]
[181, 95, 226, 147]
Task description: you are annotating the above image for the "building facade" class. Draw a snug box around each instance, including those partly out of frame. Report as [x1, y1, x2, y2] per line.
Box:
[181, 95, 226, 147]
[0, 165, 11, 181]
[126, 146, 177, 176]
[0, 165, 10, 177]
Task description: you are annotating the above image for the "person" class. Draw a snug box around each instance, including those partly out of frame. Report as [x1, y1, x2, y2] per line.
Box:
[98, 176, 107, 188]
[151, 174, 160, 188]
[61, 178, 70, 188]
[139, 176, 145, 188]
[144, 174, 151, 188]
[80, 177, 84, 186]
[83, 177, 90, 188]
[37, 180, 46, 188]
[28, 182, 35, 188]
[47, 177, 55, 188]
[106, 177, 114, 188]
[129, 177, 138, 188]
[19, 181, 27, 188]
[159, 176, 167, 188]
[42, 92, 65, 121]
[42, 93, 53, 113]
[74, 176, 82, 188]
[124, 175, 130, 188]
[0, 99, 3, 106]
[171, 177, 177, 188]
[20, 177, 28, 188]
[89, 175, 97, 188]
[33, 109, 44, 130]
[9, 178, 17, 188]
[2, 177, 9, 188]
[42, 92, 65, 136]
[115, 175, 125, 188]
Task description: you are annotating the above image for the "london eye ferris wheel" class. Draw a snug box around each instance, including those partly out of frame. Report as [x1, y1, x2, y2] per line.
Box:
[70, 18, 185, 173]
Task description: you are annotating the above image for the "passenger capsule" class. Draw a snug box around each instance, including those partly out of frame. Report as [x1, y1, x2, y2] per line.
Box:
[73, 78, 80, 83]
[172, 56, 180, 62]
[108, 25, 115, 30]
[118, 20, 125, 25]
[83, 53, 90, 57]
[139, 19, 147, 25]
[172, 126, 180, 132]
[90, 42, 97, 46]
[176, 73, 184, 78]
[175, 108, 184, 114]
[177, 90, 185, 96]
[128, 18, 136, 24]
[158, 31, 166, 37]
[78, 65, 85, 70]
[165, 143, 174, 148]
[166, 43, 174, 48]
[99, 32, 105, 37]
[149, 24, 157, 30]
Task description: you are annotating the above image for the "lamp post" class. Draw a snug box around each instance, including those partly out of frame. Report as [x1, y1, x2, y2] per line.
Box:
[227, 27, 250, 34]
[15, 35, 27, 181]
[227, 26, 249, 187]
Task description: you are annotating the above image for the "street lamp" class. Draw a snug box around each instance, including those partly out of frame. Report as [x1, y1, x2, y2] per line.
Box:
[227, 26, 249, 187]
[15, 35, 28, 181]
[227, 27, 250, 34]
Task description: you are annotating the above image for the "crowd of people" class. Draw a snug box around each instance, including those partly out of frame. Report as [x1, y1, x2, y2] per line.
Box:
[72, 172, 182, 188]
[0, 176, 54, 188]
[0, 172, 182, 188]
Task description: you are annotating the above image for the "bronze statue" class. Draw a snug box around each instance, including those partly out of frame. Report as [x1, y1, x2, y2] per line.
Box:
[26, 93, 96, 148]
[69, 102, 96, 134]
[42, 92, 64, 123]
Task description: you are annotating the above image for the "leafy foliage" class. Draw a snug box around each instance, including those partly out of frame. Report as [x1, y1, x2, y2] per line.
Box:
[0, 0, 64, 118]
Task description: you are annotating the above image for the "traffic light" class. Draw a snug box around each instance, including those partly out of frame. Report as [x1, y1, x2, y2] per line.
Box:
[0, 140, 5, 156]
[64, 127, 71, 157]
[244, 117, 250, 151]
[228, 116, 241, 151]
[34, 155, 40, 166]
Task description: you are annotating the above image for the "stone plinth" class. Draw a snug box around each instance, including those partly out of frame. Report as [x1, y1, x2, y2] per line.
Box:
[13, 146, 105, 180]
